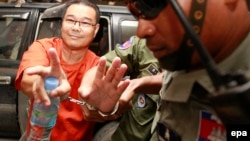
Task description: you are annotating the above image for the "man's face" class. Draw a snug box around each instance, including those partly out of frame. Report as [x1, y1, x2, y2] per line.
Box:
[61, 4, 99, 49]
[127, 0, 192, 70]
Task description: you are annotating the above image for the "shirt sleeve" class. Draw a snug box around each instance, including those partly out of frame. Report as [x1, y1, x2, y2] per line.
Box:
[15, 39, 53, 89]
[104, 36, 144, 75]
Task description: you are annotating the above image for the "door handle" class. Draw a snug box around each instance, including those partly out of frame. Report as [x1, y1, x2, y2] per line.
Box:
[0, 76, 11, 85]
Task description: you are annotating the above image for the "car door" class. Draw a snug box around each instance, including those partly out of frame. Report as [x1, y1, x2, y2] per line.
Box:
[0, 7, 42, 138]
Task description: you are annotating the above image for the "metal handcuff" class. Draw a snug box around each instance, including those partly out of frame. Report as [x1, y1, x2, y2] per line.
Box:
[67, 96, 119, 117]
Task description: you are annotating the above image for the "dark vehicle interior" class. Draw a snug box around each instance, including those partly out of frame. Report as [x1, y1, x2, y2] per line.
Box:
[0, 19, 26, 60]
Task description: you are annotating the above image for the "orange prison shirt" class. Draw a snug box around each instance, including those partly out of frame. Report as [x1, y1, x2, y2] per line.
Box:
[15, 37, 100, 141]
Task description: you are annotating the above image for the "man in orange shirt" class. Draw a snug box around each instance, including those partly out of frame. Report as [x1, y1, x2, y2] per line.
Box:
[15, 0, 129, 140]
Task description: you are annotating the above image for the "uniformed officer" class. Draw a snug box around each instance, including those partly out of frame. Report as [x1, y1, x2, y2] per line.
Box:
[80, 0, 250, 141]
[124, 0, 250, 141]
[94, 36, 161, 141]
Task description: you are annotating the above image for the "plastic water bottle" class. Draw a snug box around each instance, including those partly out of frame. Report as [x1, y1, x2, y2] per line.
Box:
[27, 76, 59, 141]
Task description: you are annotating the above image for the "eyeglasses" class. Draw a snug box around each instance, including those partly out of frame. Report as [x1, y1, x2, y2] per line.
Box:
[126, 0, 168, 19]
[64, 18, 96, 29]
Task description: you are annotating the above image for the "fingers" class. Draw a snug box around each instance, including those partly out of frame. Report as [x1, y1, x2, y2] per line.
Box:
[25, 66, 49, 77]
[47, 48, 70, 98]
[105, 57, 129, 90]
[111, 64, 128, 86]
[32, 76, 51, 106]
[48, 48, 63, 78]
[104, 57, 122, 82]
[48, 48, 60, 68]
[26, 48, 64, 78]
[78, 57, 107, 99]
[25, 48, 70, 105]
[116, 79, 130, 98]
[50, 79, 71, 98]
[78, 56, 130, 114]
[95, 56, 107, 80]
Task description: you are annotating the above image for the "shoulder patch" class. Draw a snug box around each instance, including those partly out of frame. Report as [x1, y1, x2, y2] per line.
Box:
[136, 94, 146, 108]
[147, 64, 159, 75]
[118, 37, 134, 50]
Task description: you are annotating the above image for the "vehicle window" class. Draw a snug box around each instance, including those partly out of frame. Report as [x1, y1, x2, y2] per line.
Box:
[36, 16, 110, 57]
[0, 18, 27, 60]
[120, 20, 138, 43]
[89, 17, 110, 56]
[37, 18, 62, 39]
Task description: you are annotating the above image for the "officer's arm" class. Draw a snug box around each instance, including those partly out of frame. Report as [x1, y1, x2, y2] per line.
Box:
[134, 72, 164, 94]
[119, 72, 164, 103]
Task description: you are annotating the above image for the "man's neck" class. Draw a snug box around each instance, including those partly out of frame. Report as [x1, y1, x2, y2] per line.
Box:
[62, 46, 88, 64]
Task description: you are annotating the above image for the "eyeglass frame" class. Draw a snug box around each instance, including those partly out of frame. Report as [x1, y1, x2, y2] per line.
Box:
[63, 18, 97, 29]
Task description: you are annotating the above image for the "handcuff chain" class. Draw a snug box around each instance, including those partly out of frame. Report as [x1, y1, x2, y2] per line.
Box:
[68, 96, 86, 105]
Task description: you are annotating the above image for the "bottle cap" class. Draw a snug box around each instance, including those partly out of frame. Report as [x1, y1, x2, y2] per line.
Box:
[44, 76, 59, 91]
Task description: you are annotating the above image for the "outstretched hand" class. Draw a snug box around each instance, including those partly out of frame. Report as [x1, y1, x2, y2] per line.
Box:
[78, 56, 130, 113]
[24, 48, 70, 106]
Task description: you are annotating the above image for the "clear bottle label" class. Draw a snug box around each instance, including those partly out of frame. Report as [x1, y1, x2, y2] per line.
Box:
[31, 97, 59, 127]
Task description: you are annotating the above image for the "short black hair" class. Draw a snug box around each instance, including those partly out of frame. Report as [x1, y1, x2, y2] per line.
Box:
[62, 0, 100, 23]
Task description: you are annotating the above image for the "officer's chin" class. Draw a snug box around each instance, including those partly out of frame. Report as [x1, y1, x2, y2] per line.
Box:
[158, 52, 189, 71]
[158, 57, 175, 71]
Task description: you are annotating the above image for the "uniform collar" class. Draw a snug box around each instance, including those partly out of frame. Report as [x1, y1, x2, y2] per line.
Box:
[161, 32, 250, 102]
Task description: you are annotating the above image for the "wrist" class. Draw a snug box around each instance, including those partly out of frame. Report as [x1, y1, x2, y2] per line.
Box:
[98, 102, 119, 117]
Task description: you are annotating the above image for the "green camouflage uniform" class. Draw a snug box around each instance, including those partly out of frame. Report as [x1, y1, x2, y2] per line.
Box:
[105, 36, 161, 141]
[152, 32, 250, 141]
